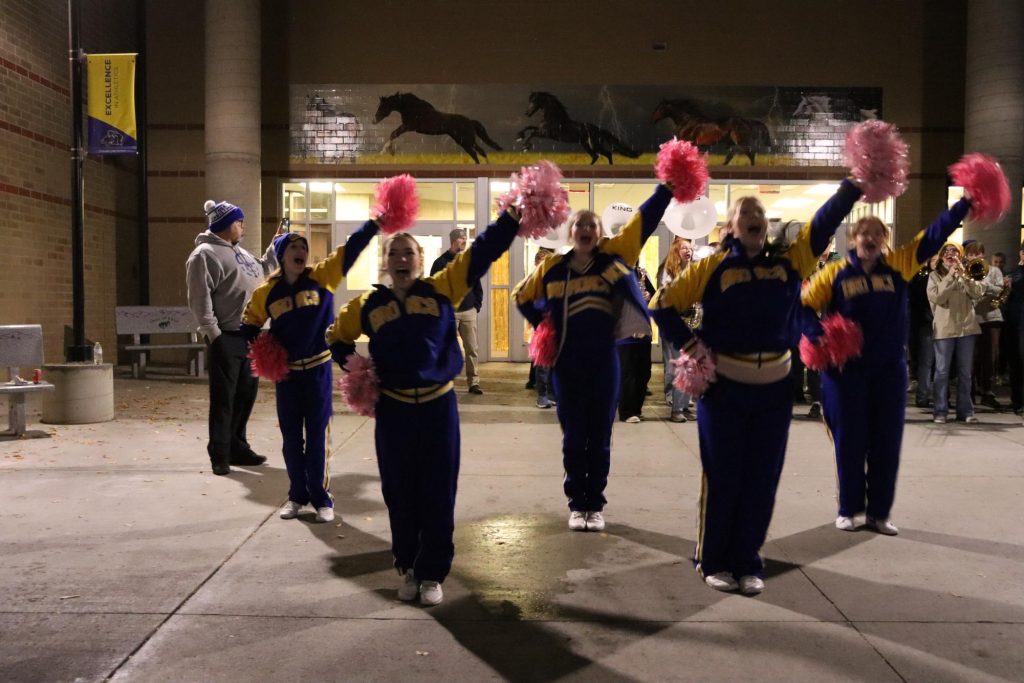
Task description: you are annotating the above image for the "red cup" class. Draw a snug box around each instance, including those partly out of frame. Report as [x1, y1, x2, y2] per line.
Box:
[32, 368, 42, 384]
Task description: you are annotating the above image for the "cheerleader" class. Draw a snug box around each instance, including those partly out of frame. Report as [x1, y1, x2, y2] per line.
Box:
[325, 208, 521, 606]
[650, 179, 862, 594]
[513, 183, 673, 532]
[240, 220, 379, 523]
[801, 196, 972, 536]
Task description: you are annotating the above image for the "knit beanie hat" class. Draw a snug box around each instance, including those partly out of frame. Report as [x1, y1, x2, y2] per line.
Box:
[273, 232, 308, 265]
[940, 241, 964, 258]
[204, 199, 244, 233]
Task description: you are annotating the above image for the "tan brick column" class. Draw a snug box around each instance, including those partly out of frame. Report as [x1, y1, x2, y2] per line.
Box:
[963, 0, 1024, 258]
[205, 0, 262, 254]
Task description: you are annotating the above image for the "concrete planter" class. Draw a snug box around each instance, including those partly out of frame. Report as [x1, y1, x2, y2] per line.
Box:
[41, 363, 115, 424]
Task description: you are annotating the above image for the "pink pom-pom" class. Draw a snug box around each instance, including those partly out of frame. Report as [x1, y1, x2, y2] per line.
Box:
[801, 314, 863, 371]
[336, 353, 379, 417]
[529, 315, 558, 368]
[671, 341, 717, 397]
[248, 333, 290, 383]
[843, 120, 909, 204]
[655, 139, 709, 204]
[496, 161, 571, 240]
[373, 174, 420, 234]
[949, 153, 1011, 223]
[799, 335, 830, 372]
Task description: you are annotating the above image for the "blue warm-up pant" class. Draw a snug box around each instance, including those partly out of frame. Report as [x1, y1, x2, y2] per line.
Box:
[695, 376, 791, 579]
[821, 359, 907, 520]
[553, 348, 620, 512]
[275, 363, 333, 509]
[375, 390, 460, 583]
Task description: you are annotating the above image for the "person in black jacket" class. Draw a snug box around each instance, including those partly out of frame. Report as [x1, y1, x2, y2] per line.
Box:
[430, 228, 484, 394]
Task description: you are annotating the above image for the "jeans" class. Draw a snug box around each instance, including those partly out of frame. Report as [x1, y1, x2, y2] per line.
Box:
[661, 339, 692, 414]
[915, 326, 935, 404]
[933, 335, 977, 419]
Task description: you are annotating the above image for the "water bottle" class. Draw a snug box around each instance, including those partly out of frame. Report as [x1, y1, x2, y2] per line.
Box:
[93, 341, 103, 365]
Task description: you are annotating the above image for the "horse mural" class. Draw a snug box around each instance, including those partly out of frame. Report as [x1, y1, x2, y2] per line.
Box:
[373, 92, 502, 164]
[516, 91, 640, 165]
[650, 99, 773, 166]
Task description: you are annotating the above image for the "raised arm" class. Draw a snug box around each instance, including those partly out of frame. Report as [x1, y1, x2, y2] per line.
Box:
[426, 210, 520, 307]
[599, 184, 673, 267]
[888, 198, 971, 281]
[785, 179, 863, 278]
[308, 219, 380, 290]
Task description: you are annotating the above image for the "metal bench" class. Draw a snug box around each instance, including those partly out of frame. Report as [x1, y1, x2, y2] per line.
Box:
[115, 306, 206, 379]
[0, 325, 55, 436]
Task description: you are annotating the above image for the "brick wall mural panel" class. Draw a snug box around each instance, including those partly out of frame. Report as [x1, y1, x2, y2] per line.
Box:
[290, 85, 882, 167]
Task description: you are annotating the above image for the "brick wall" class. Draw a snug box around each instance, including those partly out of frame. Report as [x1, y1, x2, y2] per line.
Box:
[1, 0, 138, 363]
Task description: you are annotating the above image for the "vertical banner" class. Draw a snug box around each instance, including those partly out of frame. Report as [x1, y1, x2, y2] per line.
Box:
[86, 53, 137, 155]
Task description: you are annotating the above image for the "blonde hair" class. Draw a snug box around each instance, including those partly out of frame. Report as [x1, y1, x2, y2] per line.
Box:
[720, 196, 765, 247]
[849, 216, 891, 242]
[567, 209, 606, 243]
[383, 233, 424, 277]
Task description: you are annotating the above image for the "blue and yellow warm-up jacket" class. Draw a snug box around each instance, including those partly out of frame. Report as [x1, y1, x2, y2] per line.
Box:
[240, 220, 379, 367]
[326, 211, 519, 394]
[800, 197, 971, 365]
[512, 184, 673, 360]
[650, 179, 863, 357]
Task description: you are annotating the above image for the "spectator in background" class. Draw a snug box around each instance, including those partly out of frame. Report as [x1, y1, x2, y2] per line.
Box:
[617, 264, 656, 423]
[963, 241, 1004, 409]
[530, 248, 557, 409]
[908, 255, 938, 408]
[185, 200, 281, 476]
[657, 237, 696, 422]
[431, 228, 484, 395]
[928, 242, 985, 424]
[1003, 243, 1024, 419]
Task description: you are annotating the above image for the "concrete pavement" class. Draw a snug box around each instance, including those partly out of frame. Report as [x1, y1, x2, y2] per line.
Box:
[1, 364, 1023, 682]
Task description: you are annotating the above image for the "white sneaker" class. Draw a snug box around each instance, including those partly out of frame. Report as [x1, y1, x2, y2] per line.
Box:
[738, 575, 765, 595]
[568, 511, 587, 531]
[419, 580, 443, 606]
[279, 501, 302, 519]
[835, 515, 856, 531]
[704, 572, 738, 592]
[964, 415, 979, 424]
[585, 511, 605, 531]
[933, 416, 947, 424]
[624, 415, 641, 424]
[396, 569, 418, 601]
[315, 506, 335, 523]
[867, 516, 898, 535]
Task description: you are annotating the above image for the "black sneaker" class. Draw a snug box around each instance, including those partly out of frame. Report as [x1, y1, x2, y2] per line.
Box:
[980, 395, 1001, 410]
[230, 450, 267, 466]
[468, 385, 483, 395]
[807, 402, 822, 420]
[211, 461, 231, 476]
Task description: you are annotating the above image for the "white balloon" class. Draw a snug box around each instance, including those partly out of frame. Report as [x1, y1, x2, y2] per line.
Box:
[533, 216, 571, 249]
[601, 203, 635, 235]
[665, 196, 717, 239]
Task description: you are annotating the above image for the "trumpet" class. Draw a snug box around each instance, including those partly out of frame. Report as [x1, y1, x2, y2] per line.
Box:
[964, 257, 989, 281]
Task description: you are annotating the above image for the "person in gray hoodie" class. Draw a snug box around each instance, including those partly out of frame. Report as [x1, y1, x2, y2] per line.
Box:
[186, 200, 280, 475]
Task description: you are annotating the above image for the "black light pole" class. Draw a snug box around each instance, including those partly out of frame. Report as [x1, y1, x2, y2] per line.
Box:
[67, 0, 92, 362]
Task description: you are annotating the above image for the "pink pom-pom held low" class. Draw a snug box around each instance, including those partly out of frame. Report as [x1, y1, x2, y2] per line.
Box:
[529, 315, 558, 368]
[496, 161, 571, 241]
[655, 139, 709, 204]
[800, 314, 863, 371]
[373, 174, 420, 234]
[843, 121, 909, 204]
[672, 341, 717, 397]
[949, 153, 1010, 223]
[248, 333, 290, 383]
[337, 353, 379, 417]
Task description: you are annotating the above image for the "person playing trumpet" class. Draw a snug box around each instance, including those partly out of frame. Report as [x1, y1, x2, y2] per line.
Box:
[963, 240, 1006, 409]
[928, 242, 986, 424]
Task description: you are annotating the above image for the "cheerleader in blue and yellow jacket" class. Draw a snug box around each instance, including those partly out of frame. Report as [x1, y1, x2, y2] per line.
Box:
[240, 221, 378, 523]
[325, 208, 520, 607]
[801, 196, 971, 537]
[513, 184, 673, 533]
[650, 179, 862, 595]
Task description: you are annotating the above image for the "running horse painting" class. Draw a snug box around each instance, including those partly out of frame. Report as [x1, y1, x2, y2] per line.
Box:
[374, 92, 502, 164]
[517, 91, 641, 165]
[650, 99, 773, 165]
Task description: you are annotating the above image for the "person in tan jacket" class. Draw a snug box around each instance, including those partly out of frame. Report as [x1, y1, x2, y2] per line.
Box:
[927, 242, 985, 423]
